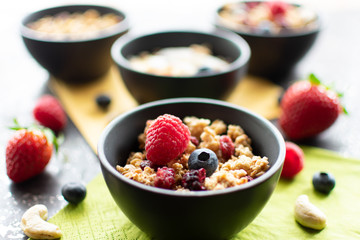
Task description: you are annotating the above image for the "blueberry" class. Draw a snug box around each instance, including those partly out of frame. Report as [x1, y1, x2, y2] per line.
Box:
[61, 182, 87, 204]
[96, 94, 111, 110]
[196, 67, 213, 76]
[188, 148, 218, 177]
[312, 172, 335, 194]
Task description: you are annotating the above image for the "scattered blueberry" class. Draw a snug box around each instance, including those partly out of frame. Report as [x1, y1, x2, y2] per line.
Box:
[61, 182, 87, 204]
[312, 172, 336, 194]
[188, 148, 218, 177]
[182, 168, 206, 191]
[196, 67, 213, 76]
[96, 94, 111, 110]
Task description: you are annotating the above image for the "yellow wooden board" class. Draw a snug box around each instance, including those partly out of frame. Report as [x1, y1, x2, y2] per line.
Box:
[49, 66, 282, 152]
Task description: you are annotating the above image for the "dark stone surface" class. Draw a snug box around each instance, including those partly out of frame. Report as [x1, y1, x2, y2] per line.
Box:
[1, 2, 359, 239]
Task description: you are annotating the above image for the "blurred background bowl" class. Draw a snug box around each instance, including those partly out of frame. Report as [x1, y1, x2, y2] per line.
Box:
[98, 97, 285, 240]
[20, 4, 129, 84]
[111, 29, 250, 104]
[215, 1, 321, 81]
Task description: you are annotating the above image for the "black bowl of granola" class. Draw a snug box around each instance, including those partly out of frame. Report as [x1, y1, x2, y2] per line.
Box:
[111, 28, 250, 103]
[98, 98, 285, 240]
[20, 4, 129, 84]
[215, 1, 321, 81]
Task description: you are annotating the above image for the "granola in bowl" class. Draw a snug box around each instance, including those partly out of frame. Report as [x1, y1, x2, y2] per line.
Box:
[116, 114, 269, 191]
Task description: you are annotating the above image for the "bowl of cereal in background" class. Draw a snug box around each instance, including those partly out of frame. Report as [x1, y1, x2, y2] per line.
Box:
[215, 1, 321, 81]
[111, 29, 250, 103]
[20, 4, 129, 84]
[98, 98, 285, 240]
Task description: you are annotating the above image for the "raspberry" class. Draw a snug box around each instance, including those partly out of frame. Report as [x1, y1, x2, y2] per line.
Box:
[145, 114, 190, 165]
[33, 95, 67, 132]
[154, 167, 176, 189]
[267, 1, 289, 18]
[281, 141, 304, 179]
[219, 135, 235, 160]
[182, 168, 206, 191]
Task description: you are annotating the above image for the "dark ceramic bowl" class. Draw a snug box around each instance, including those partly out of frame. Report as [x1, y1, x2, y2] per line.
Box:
[111, 29, 250, 103]
[215, 1, 321, 81]
[20, 4, 129, 84]
[97, 98, 285, 240]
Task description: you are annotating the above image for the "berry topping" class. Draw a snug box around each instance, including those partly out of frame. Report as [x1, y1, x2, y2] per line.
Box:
[267, 1, 289, 18]
[154, 167, 176, 189]
[188, 148, 218, 177]
[281, 141, 304, 179]
[145, 114, 190, 165]
[61, 182, 87, 204]
[140, 160, 158, 171]
[33, 94, 67, 132]
[219, 135, 235, 160]
[96, 94, 112, 110]
[190, 136, 199, 146]
[312, 172, 336, 194]
[182, 168, 206, 191]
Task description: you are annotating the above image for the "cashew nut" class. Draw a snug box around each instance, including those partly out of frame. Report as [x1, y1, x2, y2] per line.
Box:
[21, 204, 62, 239]
[294, 194, 327, 230]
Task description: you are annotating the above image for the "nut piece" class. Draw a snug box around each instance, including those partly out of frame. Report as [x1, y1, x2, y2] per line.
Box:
[294, 195, 327, 230]
[21, 204, 62, 239]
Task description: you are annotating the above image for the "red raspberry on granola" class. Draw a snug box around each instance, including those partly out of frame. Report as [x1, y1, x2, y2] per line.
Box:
[145, 114, 190, 165]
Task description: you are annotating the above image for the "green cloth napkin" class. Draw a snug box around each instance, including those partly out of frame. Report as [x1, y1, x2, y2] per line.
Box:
[48, 146, 360, 239]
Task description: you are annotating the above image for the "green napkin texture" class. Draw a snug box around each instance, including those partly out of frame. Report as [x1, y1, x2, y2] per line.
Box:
[49, 146, 360, 239]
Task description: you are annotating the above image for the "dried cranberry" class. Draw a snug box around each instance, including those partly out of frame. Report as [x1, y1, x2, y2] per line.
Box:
[182, 168, 206, 191]
[219, 135, 235, 160]
[190, 136, 199, 146]
[140, 160, 158, 170]
[154, 167, 175, 189]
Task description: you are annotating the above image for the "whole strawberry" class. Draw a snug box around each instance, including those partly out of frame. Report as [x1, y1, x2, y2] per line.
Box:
[33, 95, 67, 132]
[279, 74, 345, 140]
[145, 114, 190, 165]
[6, 121, 57, 183]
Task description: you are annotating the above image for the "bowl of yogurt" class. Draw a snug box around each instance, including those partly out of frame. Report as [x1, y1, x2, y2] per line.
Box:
[111, 28, 250, 103]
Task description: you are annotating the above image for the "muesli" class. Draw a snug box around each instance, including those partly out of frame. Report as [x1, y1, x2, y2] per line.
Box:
[117, 114, 269, 191]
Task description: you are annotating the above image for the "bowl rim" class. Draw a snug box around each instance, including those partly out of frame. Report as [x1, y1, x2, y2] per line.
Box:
[20, 4, 130, 43]
[214, 0, 322, 38]
[97, 97, 285, 197]
[110, 28, 251, 79]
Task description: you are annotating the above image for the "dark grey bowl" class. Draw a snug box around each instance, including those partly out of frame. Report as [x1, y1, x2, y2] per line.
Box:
[97, 98, 285, 240]
[20, 4, 129, 84]
[111, 29, 250, 103]
[215, 1, 321, 81]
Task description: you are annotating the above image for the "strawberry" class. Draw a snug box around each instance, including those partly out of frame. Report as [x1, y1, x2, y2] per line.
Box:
[279, 74, 345, 140]
[33, 94, 67, 132]
[6, 120, 58, 183]
[281, 141, 304, 179]
[145, 114, 190, 165]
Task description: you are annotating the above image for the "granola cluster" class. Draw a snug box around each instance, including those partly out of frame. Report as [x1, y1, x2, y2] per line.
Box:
[117, 116, 269, 191]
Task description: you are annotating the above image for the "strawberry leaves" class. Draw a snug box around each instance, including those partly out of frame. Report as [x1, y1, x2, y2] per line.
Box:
[9, 118, 63, 152]
[308, 73, 348, 115]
